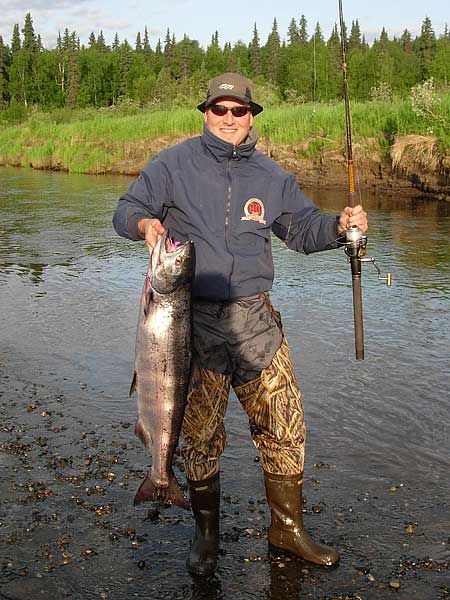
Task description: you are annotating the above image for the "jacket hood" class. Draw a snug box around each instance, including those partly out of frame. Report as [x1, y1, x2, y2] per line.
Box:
[201, 125, 258, 162]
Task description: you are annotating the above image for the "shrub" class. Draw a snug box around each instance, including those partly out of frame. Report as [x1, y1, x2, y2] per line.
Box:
[369, 82, 393, 103]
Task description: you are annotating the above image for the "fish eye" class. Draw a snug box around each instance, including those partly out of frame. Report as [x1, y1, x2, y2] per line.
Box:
[175, 257, 182, 266]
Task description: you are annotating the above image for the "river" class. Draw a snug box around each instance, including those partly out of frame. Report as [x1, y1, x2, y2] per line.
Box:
[0, 166, 449, 600]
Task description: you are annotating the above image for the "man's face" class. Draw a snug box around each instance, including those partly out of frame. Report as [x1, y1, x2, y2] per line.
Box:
[204, 97, 253, 146]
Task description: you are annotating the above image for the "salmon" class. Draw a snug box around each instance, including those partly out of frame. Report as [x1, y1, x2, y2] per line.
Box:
[131, 231, 195, 510]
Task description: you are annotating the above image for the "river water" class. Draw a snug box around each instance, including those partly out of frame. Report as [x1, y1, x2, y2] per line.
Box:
[0, 166, 449, 600]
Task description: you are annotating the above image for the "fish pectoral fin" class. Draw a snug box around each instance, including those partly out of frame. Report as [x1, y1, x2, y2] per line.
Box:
[129, 371, 137, 396]
[143, 288, 153, 317]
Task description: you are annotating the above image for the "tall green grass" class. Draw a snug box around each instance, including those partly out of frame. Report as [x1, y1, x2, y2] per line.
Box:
[0, 97, 448, 174]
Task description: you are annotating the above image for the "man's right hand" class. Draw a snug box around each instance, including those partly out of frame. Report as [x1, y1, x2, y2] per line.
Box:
[137, 218, 166, 255]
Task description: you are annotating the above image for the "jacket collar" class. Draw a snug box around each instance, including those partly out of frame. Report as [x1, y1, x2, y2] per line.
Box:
[201, 125, 258, 162]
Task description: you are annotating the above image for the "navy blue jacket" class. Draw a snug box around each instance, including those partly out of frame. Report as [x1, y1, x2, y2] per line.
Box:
[113, 125, 340, 300]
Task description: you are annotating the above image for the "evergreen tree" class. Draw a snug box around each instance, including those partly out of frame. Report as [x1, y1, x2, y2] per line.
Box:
[348, 20, 362, 51]
[249, 23, 262, 76]
[313, 22, 324, 43]
[11, 24, 21, 54]
[66, 50, 80, 107]
[430, 34, 450, 86]
[371, 28, 395, 88]
[231, 40, 250, 75]
[287, 18, 300, 47]
[416, 16, 436, 79]
[155, 66, 175, 102]
[326, 24, 342, 98]
[299, 15, 308, 46]
[1, 12, 448, 112]
[198, 59, 208, 97]
[309, 23, 328, 101]
[264, 18, 281, 83]
[119, 40, 132, 95]
[163, 28, 172, 65]
[205, 30, 224, 76]
[62, 28, 71, 51]
[223, 41, 234, 72]
[178, 35, 190, 92]
[22, 13, 36, 52]
[143, 27, 151, 54]
[135, 32, 142, 53]
[96, 30, 107, 51]
[112, 33, 120, 51]
[9, 13, 38, 106]
[0, 36, 6, 108]
[400, 29, 413, 53]
[36, 34, 43, 52]
[154, 39, 163, 74]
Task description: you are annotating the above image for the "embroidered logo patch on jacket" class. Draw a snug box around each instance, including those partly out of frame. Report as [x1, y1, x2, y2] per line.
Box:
[241, 198, 266, 225]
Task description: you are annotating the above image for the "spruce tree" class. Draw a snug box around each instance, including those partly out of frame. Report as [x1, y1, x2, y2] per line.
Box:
[119, 40, 132, 95]
[249, 23, 262, 76]
[11, 24, 21, 54]
[287, 18, 300, 47]
[264, 18, 281, 83]
[0, 36, 6, 108]
[416, 16, 436, 79]
[136, 32, 142, 53]
[112, 33, 120, 51]
[327, 24, 342, 98]
[400, 29, 413, 53]
[299, 15, 308, 46]
[205, 31, 224, 76]
[154, 39, 163, 74]
[22, 13, 36, 52]
[62, 28, 71, 51]
[163, 28, 172, 64]
[430, 32, 450, 86]
[96, 31, 107, 51]
[143, 27, 151, 54]
[9, 13, 38, 106]
[66, 51, 80, 107]
[348, 20, 362, 51]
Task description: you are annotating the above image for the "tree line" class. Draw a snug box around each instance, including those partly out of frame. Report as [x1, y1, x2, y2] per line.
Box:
[0, 13, 449, 115]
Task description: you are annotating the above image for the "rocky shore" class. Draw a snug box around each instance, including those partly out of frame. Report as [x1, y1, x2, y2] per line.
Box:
[1, 351, 449, 600]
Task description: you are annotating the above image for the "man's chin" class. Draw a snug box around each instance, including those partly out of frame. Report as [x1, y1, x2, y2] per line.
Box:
[218, 132, 241, 145]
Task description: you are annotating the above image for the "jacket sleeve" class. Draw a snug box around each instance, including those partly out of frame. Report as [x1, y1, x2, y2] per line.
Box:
[112, 155, 173, 240]
[271, 174, 340, 254]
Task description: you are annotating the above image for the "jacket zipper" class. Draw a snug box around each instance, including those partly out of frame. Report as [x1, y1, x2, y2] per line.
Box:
[225, 146, 238, 228]
[224, 146, 238, 296]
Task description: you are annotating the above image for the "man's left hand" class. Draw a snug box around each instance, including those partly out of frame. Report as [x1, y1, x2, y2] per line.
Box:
[338, 204, 368, 236]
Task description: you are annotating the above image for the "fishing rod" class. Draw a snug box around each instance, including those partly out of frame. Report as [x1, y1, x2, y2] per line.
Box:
[338, 0, 392, 360]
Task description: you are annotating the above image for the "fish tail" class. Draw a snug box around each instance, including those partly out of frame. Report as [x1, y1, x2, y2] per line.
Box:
[133, 468, 191, 510]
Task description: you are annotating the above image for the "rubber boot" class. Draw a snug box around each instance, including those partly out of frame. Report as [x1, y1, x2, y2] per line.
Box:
[187, 473, 220, 576]
[264, 471, 339, 566]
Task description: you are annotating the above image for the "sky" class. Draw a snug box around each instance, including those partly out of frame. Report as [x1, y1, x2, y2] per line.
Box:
[1, 0, 448, 50]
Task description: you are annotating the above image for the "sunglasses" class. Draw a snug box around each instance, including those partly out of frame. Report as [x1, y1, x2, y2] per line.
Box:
[209, 105, 251, 118]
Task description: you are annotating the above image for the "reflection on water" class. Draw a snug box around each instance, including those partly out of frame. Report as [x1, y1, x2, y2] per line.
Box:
[1, 166, 449, 498]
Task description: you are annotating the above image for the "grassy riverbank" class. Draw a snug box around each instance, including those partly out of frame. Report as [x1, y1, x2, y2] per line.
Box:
[0, 96, 449, 178]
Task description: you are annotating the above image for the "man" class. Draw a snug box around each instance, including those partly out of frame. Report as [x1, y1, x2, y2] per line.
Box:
[113, 72, 367, 576]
